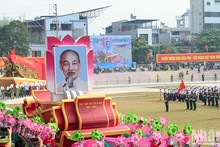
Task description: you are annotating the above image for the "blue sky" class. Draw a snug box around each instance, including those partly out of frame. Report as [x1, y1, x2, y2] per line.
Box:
[0, 0, 190, 35]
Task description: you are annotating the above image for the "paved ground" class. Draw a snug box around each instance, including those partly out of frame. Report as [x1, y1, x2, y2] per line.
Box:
[2, 80, 220, 105]
[1, 68, 220, 105]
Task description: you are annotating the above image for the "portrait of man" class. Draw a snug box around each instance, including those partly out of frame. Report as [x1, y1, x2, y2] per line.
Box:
[54, 46, 88, 93]
[104, 40, 113, 54]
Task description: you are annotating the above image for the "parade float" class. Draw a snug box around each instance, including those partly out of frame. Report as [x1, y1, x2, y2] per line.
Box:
[0, 52, 46, 88]
[21, 35, 130, 147]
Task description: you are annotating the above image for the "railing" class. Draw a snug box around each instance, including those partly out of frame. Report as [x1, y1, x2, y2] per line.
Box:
[94, 69, 219, 86]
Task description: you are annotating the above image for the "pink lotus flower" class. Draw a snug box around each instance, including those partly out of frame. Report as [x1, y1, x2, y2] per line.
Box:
[194, 132, 205, 145]
[37, 124, 44, 133]
[45, 126, 53, 135]
[30, 122, 38, 132]
[0, 111, 4, 122]
[160, 116, 167, 127]
[174, 132, 185, 143]
[148, 117, 154, 123]
[8, 117, 17, 126]
[5, 114, 13, 121]
[130, 133, 141, 145]
[153, 131, 162, 141]
[95, 140, 104, 147]
[116, 136, 126, 146]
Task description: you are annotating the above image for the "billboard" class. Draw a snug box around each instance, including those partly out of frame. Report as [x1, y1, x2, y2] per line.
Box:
[156, 52, 220, 63]
[90, 36, 132, 68]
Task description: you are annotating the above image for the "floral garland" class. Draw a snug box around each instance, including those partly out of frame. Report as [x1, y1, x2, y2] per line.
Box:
[0, 102, 59, 146]
[69, 112, 197, 147]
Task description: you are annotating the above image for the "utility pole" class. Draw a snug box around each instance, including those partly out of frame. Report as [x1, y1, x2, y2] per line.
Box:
[53, 4, 58, 37]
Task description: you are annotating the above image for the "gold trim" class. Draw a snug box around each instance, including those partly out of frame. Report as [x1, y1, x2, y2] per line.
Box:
[24, 106, 33, 117]
[112, 102, 120, 125]
[75, 97, 82, 130]
[103, 98, 109, 127]
[61, 99, 75, 131]
[106, 97, 116, 126]
[24, 98, 32, 108]
[51, 106, 61, 126]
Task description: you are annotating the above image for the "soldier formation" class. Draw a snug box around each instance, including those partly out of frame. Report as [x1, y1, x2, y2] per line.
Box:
[0, 82, 46, 100]
[163, 86, 220, 112]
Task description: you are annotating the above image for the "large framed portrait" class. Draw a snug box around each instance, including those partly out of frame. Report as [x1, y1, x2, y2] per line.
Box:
[54, 46, 88, 94]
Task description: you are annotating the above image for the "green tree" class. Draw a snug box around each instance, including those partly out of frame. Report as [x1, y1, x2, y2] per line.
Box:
[0, 20, 29, 57]
[132, 37, 148, 64]
[193, 29, 220, 53]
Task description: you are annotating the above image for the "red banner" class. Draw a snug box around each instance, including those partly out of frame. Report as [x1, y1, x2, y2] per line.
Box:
[156, 52, 220, 63]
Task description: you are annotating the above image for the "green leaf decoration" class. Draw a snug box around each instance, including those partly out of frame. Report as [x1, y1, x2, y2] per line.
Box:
[5, 110, 13, 115]
[153, 125, 162, 132]
[134, 129, 143, 138]
[48, 122, 59, 133]
[131, 114, 139, 124]
[139, 117, 148, 123]
[167, 124, 178, 136]
[13, 106, 22, 113]
[12, 111, 19, 118]
[20, 114, 27, 120]
[31, 116, 42, 124]
[91, 129, 103, 141]
[70, 130, 83, 141]
[118, 112, 124, 122]
[124, 113, 132, 124]
[0, 102, 6, 110]
[184, 123, 193, 135]
[151, 118, 162, 132]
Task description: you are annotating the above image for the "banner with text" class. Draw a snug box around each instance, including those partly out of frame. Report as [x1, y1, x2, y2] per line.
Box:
[156, 52, 220, 63]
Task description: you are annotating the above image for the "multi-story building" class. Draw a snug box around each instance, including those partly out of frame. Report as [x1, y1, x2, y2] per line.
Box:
[190, 0, 220, 34]
[24, 6, 110, 57]
[105, 19, 160, 45]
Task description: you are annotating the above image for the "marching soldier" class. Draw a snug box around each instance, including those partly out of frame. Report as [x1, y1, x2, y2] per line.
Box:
[214, 73, 217, 81]
[164, 93, 169, 112]
[192, 91, 197, 110]
[16, 84, 20, 98]
[215, 90, 219, 107]
[211, 90, 215, 106]
[208, 90, 211, 106]
[189, 91, 193, 110]
[203, 91, 207, 105]
[185, 90, 189, 109]
[191, 74, 194, 82]
[10, 84, 15, 100]
[0, 86, 5, 100]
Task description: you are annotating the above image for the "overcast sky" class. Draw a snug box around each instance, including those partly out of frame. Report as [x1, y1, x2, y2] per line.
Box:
[0, 0, 190, 35]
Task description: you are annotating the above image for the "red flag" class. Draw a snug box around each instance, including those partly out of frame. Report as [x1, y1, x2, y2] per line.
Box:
[186, 45, 189, 53]
[165, 47, 169, 53]
[205, 44, 208, 52]
[11, 48, 16, 55]
[177, 80, 186, 96]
